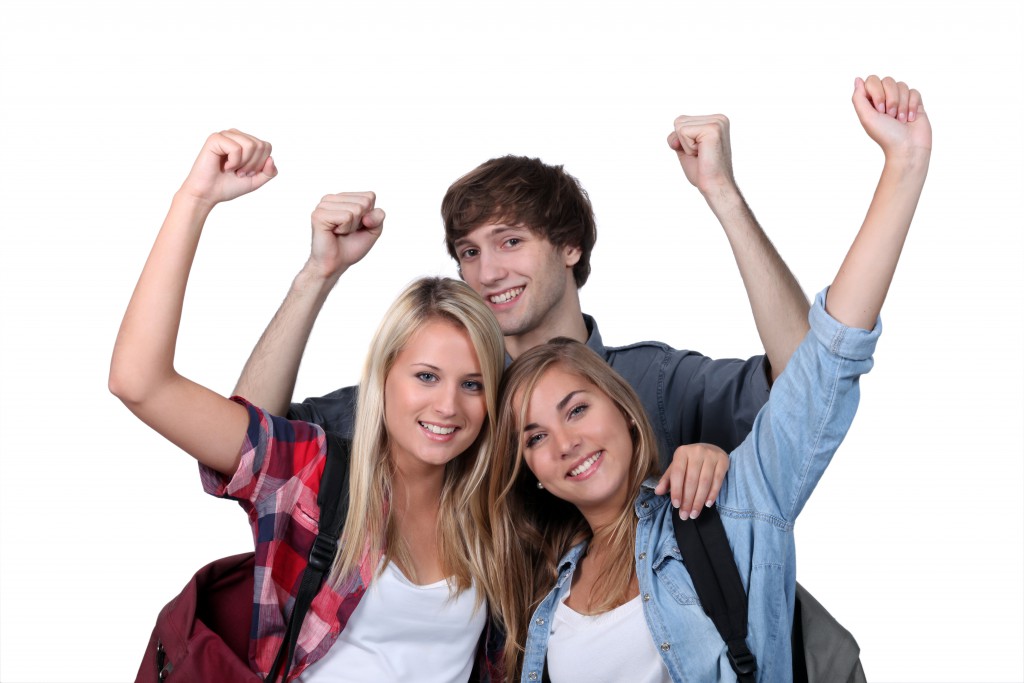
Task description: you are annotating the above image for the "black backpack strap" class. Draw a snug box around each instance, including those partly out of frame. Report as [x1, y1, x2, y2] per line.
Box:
[791, 587, 808, 683]
[266, 432, 352, 683]
[672, 504, 757, 683]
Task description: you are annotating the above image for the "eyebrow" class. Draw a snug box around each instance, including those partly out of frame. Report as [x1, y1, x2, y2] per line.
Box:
[453, 225, 524, 250]
[411, 363, 483, 379]
[523, 390, 584, 432]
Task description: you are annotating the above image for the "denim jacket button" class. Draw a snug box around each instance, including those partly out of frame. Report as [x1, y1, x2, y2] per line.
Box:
[536, 617, 545, 626]
[661, 642, 671, 651]
[643, 593, 651, 602]
[638, 552, 647, 560]
[529, 672, 539, 680]
[641, 501, 650, 509]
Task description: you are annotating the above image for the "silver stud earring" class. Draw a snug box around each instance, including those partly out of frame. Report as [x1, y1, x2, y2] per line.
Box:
[536, 481, 545, 490]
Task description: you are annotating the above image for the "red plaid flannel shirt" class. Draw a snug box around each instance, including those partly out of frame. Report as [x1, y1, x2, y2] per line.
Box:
[200, 398, 503, 681]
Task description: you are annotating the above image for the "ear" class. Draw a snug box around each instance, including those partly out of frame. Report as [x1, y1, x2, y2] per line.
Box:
[563, 244, 582, 267]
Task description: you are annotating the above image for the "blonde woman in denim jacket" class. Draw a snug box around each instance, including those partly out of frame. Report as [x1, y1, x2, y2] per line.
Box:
[484, 75, 930, 682]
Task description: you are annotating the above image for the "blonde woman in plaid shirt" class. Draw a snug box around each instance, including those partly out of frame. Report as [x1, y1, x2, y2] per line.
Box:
[110, 133, 506, 681]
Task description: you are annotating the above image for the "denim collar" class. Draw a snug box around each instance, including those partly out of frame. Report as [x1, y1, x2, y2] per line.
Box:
[636, 477, 669, 520]
[554, 478, 668, 582]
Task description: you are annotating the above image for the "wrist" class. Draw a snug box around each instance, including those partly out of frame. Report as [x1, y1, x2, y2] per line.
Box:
[881, 148, 931, 181]
[296, 259, 345, 294]
[700, 178, 743, 210]
[172, 188, 218, 217]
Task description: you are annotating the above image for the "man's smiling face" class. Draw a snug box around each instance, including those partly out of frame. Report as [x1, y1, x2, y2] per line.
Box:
[454, 222, 580, 342]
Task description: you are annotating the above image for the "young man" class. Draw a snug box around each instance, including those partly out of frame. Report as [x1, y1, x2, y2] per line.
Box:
[233, 115, 809, 516]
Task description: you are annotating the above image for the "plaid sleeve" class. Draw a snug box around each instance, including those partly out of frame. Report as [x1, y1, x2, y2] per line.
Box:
[199, 397, 327, 509]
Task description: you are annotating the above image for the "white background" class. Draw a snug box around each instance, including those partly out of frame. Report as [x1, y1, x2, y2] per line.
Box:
[1, 1, 1022, 681]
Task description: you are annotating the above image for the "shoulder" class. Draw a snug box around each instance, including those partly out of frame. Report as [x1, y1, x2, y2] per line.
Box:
[206, 398, 328, 505]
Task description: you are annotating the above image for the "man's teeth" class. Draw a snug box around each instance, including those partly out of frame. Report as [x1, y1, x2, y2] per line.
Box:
[570, 452, 602, 477]
[490, 287, 523, 304]
[420, 422, 456, 435]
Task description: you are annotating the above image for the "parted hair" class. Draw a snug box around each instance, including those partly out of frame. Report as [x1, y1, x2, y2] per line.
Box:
[440, 155, 598, 288]
[483, 338, 660, 679]
[328, 277, 505, 601]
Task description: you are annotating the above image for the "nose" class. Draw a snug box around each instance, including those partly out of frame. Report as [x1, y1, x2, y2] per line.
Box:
[551, 424, 580, 459]
[478, 249, 507, 287]
[433, 382, 458, 419]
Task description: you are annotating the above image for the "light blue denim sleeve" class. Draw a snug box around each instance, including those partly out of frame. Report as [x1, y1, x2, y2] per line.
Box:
[719, 287, 882, 525]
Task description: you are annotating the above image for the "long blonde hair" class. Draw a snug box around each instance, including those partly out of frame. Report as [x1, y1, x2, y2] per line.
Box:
[485, 338, 659, 679]
[328, 277, 504, 598]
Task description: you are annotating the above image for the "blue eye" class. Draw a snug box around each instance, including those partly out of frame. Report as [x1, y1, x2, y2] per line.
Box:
[462, 380, 484, 392]
[416, 372, 439, 383]
[568, 403, 588, 418]
[525, 432, 545, 448]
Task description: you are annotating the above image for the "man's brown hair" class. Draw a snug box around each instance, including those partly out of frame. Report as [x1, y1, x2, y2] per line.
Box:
[441, 155, 597, 288]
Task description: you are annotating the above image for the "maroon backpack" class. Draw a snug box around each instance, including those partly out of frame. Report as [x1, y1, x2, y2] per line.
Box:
[136, 434, 351, 683]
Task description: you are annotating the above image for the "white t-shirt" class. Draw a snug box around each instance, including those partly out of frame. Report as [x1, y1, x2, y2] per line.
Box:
[300, 561, 487, 682]
[547, 593, 671, 683]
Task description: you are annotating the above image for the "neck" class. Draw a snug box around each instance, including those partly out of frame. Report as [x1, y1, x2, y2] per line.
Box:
[505, 288, 588, 360]
[392, 461, 445, 515]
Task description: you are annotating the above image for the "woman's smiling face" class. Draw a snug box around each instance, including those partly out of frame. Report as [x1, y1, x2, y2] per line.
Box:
[519, 365, 634, 525]
[384, 318, 487, 475]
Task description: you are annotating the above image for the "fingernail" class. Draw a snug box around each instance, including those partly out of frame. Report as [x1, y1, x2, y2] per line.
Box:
[876, 103, 885, 113]
[908, 111, 916, 122]
[689, 509, 699, 519]
[679, 510, 688, 520]
[888, 107, 897, 117]
[898, 112, 906, 122]
[672, 499, 680, 509]
[705, 500, 714, 508]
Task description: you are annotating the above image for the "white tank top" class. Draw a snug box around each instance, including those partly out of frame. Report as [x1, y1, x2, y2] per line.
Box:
[547, 593, 671, 683]
[300, 561, 487, 682]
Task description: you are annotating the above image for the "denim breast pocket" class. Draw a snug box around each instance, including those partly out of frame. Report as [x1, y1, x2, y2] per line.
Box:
[651, 535, 700, 605]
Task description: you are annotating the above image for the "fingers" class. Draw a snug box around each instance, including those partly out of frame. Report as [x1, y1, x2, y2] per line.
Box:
[895, 80, 910, 122]
[209, 129, 272, 176]
[680, 454, 713, 519]
[666, 130, 683, 152]
[881, 77, 900, 118]
[860, 75, 917, 122]
[907, 88, 923, 122]
[654, 456, 686, 508]
[248, 156, 278, 192]
[862, 75, 886, 114]
[362, 207, 386, 230]
[312, 191, 379, 234]
[669, 114, 729, 156]
[665, 444, 730, 519]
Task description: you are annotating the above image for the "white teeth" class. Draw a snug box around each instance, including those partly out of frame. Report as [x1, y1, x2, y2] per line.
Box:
[420, 422, 456, 435]
[569, 452, 602, 477]
[489, 287, 523, 304]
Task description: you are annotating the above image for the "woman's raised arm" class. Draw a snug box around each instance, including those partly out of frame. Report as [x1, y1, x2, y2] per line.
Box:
[109, 131, 277, 476]
[827, 75, 931, 329]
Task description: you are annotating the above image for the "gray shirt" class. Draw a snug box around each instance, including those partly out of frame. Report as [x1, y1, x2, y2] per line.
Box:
[286, 314, 771, 468]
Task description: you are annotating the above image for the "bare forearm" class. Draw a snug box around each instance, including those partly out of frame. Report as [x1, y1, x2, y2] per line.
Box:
[827, 155, 929, 329]
[232, 263, 340, 414]
[707, 186, 809, 381]
[109, 192, 249, 474]
[110, 192, 211, 402]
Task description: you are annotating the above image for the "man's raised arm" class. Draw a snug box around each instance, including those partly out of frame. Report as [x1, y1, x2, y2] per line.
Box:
[232, 192, 383, 416]
[668, 115, 809, 382]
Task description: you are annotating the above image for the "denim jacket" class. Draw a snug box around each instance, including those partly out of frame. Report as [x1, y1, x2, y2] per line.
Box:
[520, 289, 881, 683]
